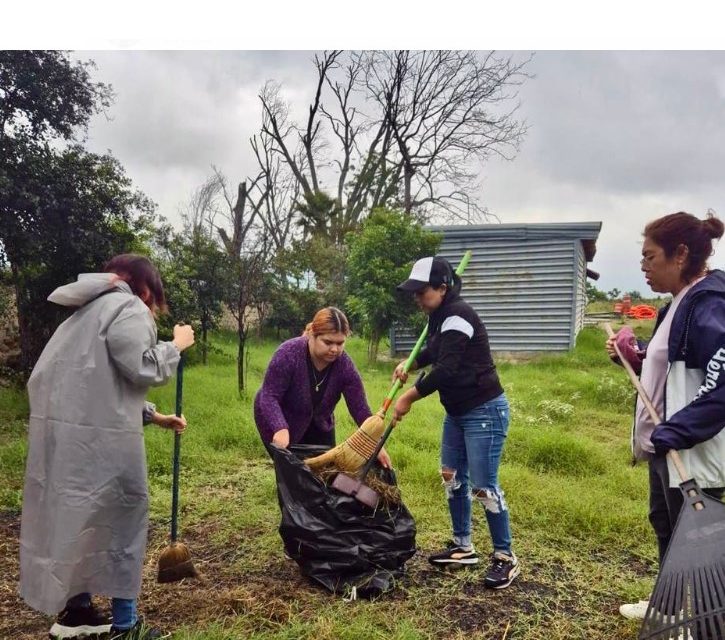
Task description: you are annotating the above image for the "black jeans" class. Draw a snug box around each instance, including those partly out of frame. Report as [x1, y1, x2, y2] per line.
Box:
[648, 455, 724, 564]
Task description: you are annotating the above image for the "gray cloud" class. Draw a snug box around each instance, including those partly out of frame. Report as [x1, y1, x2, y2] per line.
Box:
[482, 50, 725, 292]
[73, 50, 725, 293]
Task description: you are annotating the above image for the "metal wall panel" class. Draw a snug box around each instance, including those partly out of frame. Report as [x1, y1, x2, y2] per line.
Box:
[390, 222, 601, 354]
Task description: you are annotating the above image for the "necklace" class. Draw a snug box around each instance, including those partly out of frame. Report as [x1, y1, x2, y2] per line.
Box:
[312, 367, 329, 392]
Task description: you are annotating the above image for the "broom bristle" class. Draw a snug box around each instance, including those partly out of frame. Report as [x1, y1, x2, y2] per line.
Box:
[305, 413, 385, 472]
[317, 468, 402, 507]
[157, 542, 198, 583]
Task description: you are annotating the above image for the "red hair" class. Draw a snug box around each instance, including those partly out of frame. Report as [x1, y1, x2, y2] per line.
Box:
[303, 307, 351, 337]
[103, 254, 168, 313]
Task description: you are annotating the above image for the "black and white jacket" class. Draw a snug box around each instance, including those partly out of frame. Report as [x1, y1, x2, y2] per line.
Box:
[414, 290, 504, 416]
[650, 269, 725, 488]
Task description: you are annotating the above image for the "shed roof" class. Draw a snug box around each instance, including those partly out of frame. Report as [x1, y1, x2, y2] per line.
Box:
[426, 222, 602, 262]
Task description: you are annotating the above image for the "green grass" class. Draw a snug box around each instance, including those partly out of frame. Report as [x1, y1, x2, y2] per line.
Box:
[1, 325, 659, 639]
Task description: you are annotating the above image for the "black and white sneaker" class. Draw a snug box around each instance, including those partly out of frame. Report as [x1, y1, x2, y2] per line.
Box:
[428, 541, 479, 566]
[48, 604, 112, 639]
[484, 551, 520, 589]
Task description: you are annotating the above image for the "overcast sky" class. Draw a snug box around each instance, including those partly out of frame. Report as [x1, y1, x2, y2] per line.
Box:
[72, 50, 725, 295]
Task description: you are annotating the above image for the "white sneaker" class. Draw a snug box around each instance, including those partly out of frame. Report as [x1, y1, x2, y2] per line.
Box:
[619, 599, 649, 619]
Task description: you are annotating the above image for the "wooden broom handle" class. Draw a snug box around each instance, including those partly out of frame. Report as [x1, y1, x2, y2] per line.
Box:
[604, 324, 690, 484]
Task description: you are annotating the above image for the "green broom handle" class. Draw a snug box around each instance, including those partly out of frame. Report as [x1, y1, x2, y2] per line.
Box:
[171, 355, 184, 543]
[380, 250, 472, 414]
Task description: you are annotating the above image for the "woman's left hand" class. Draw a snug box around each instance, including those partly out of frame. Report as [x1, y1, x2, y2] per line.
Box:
[377, 446, 392, 469]
[156, 413, 187, 434]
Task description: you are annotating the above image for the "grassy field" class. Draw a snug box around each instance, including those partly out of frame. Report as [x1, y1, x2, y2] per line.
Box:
[1, 322, 665, 639]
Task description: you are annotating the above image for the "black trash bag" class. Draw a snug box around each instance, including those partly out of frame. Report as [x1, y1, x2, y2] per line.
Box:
[270, 443, 417, 599]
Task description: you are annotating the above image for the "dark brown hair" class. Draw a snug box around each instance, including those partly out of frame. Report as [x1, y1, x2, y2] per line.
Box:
[644, 211, 724, 281]
[103, 254, 168, 313]
[303, 307, 351, 337]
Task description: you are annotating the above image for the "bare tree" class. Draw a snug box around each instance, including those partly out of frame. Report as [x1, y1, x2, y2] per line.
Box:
[214, 170, 270, 393]
[250, 131, 299, 251]
[368, 50, 529, 221]
[257, 49, 530, 233]
[179, 173, 225, 238]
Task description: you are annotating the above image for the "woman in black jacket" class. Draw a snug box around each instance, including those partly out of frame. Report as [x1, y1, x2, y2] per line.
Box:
[393, 256, 519, 590]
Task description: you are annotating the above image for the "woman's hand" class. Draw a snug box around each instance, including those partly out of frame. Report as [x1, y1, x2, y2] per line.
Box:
[156, 413, 187, 434]
[173, 323, 195, 352]
[272, 428, 290, 448]
[391, 359, 412, 384]
[377, 446, 392, 469]
[393, 396, 412, 422]
[605, 335, 617, 359]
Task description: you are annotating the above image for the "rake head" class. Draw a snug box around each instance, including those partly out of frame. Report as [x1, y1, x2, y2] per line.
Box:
[639, 480, 725, 640]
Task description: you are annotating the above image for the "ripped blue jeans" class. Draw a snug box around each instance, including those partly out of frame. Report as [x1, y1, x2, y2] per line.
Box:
[440, 393, 512, 555]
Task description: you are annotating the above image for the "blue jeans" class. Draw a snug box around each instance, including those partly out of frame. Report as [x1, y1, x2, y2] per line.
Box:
[67, 593, 137, 629]
[440, 393, 513, 555]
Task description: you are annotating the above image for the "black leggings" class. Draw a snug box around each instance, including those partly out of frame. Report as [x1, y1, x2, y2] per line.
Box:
[648, 455, 724, 564]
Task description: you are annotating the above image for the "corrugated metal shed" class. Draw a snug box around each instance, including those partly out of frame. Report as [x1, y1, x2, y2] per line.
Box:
[390, 222, 602, 353]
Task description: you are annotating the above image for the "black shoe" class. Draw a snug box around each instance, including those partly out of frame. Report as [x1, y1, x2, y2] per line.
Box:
[428, 541, 479, 566]
[484, 551, 520, 589]
[108, 619, 169, 639]
[49, 604, 112, 639]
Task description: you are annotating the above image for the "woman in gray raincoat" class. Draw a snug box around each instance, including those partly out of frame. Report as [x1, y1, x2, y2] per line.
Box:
[19, 254, 195, 640]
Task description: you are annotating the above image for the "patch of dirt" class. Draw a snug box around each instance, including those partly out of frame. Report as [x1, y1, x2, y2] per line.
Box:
[0, 511, 630, 639]
[0, 511, 54, 638]
[620, 551, 657, 578]
[0, 511, 325, 639]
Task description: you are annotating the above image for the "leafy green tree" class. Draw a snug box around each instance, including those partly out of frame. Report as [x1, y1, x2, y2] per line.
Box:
[585, 281, 608, 303]
[0, 50, 154, 373]
[607, 287, 621, 301]
[345, 209, 441, 363]
[2, 144, 154, 372]
[273, 235, 349, 310]
[263, 273, 323, 339]
[156, 229, 229, 364]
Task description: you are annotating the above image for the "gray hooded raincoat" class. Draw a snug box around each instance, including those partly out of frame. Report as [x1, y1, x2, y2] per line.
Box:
[19, 273, 180, 614]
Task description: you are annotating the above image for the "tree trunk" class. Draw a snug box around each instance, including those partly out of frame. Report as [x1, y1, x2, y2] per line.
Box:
[12, 264, 33, 376]
[367, 329, 381, 364]
[403, 163, 413, 214]
[237, 323, 246, 396]
[201, 323, 208, 365]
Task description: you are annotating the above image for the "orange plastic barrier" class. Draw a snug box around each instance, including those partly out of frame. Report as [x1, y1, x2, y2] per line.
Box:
[626, 305, 657, 320]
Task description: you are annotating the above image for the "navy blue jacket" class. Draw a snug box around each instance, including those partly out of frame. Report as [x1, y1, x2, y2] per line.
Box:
[651, 270, 725, 461]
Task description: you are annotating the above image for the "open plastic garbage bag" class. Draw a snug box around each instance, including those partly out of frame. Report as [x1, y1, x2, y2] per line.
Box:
[270, 443, 417, 599]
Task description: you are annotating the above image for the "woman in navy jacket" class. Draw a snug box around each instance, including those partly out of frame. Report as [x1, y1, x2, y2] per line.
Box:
[606, 211, 725, 620]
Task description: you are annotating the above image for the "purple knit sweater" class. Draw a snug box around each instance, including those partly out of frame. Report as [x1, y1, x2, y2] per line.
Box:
[254, 336, 372, 444]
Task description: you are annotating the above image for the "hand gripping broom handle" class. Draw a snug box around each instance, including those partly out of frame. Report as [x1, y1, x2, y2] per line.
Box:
[358, 371, 427, 480]
[604, 324, 690, 484]
[170, 355, 184, 543]
[358, 418, 398, 481]
[379, 250, 473, 415]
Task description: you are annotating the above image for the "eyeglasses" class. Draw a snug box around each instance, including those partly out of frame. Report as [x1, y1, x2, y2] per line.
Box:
[640, 252, 659, 266]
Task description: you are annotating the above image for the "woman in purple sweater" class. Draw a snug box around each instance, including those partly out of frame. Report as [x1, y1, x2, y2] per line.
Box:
[254, 307, 391, 467]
